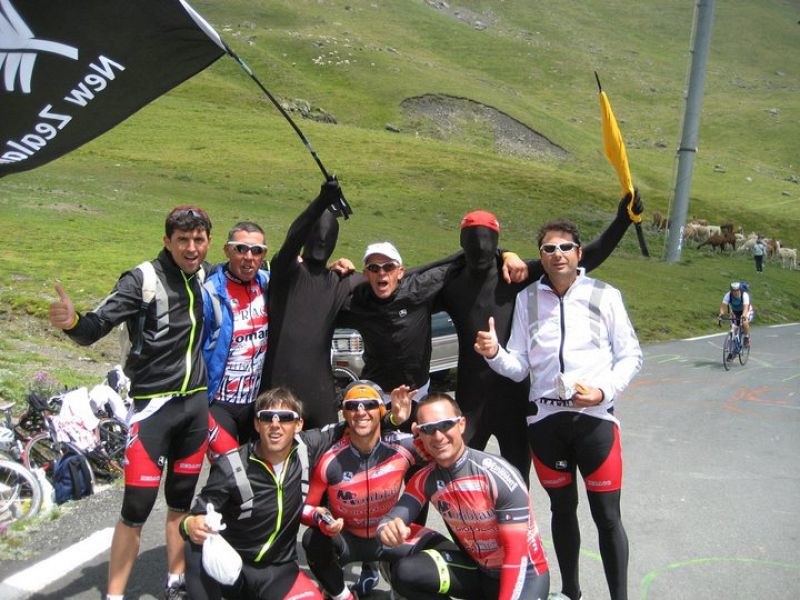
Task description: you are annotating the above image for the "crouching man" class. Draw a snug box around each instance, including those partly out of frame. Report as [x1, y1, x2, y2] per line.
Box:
[377, 393, 550, 599]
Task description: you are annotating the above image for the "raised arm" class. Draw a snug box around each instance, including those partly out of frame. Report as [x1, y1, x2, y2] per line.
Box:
[270, 179, 343, 273]
[580, 191, 643, 272]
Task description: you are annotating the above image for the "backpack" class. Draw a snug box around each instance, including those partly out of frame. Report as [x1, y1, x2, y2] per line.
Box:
[119, 261, 206, 363]
[53, 449, 94, 504]
[119, 261, 158, 364]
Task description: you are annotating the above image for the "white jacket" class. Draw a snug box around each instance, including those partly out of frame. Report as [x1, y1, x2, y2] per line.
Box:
[487, 269, 642, 425]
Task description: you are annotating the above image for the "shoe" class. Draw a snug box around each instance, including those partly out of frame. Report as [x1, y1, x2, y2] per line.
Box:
[164, 582, 188, 600]
[726, 353, 733, 361]
[351, 561, 380, 597]
[744, 337, 750, 348]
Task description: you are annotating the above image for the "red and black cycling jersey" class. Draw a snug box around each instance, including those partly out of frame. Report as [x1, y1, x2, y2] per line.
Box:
[301, 431, 424, 537]
[381, 447, 548, 577]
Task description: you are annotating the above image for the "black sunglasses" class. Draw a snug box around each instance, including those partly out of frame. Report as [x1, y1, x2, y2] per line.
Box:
[365, 261, 399, 274]
[417, 417, 463, 436]
[342, 399, 382, 412]
[539, 242, 579, 255]
[227, 242, 267, 256]
[256, 409, 299, 423]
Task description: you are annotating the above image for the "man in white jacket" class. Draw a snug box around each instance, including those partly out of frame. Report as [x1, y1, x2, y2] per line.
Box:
[474, 218, 642, 600]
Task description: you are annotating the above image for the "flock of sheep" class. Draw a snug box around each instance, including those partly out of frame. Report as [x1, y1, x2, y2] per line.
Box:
[650, 212, 797, 270]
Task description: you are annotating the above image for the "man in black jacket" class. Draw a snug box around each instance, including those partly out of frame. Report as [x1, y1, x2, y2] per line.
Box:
[50, 206, 213, 600]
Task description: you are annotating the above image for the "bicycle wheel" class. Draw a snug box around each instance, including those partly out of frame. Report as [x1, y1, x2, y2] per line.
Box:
[722, 334, 733, 371]
[739, 336, 750, 365]
[22, 432, 61, 480]
[97, 418, 127, 473]
[0, 459, 42, 523]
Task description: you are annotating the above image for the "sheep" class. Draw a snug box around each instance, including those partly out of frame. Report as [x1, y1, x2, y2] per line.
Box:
[777, 245, 797, 270]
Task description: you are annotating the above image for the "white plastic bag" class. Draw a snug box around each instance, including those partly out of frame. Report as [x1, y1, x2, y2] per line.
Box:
[202, 504, 242, 586]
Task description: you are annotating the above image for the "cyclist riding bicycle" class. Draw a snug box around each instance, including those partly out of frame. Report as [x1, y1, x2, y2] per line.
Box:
[719, 282, 753, 350]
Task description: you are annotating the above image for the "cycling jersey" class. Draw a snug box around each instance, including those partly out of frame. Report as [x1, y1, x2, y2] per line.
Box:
[184, 423, 344, 564]
[488, 269, 642, 426]
[721, 291, 753, 318]
[203, 265, 269, 405]
[66, 249, 207, 399]
[301, 430, 424, 536]
[380, 447, 548, 600]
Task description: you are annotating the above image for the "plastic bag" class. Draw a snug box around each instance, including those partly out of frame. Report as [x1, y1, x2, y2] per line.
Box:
[202, 504, 242, 586]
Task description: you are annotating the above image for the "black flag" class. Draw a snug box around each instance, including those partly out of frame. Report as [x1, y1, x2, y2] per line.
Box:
[0, 0, 225, 177]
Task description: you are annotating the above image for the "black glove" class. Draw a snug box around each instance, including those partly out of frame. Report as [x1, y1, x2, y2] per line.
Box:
[319, 176, 342, 208]
[617, 189, 643, 221]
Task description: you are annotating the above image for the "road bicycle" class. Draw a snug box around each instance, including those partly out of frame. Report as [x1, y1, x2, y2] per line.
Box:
[0, 458, 42, 525]
[718, 314, 750, 370]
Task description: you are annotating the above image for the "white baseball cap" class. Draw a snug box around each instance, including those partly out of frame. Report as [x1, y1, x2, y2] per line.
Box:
[363, 241, 403, 265]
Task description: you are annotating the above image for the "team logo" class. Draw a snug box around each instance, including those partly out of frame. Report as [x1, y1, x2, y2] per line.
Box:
[157, 455, 167, 468]
[436, 479, 446, 490]
[555, 460, 568, 470]
[0, 0, 79, 94]
[342, 470, 353, 482]
[398, 309, 407, 318]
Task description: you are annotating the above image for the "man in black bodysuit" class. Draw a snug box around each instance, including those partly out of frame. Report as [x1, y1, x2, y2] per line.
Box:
[437, 193, 643, 485]
[260, 179, 352, 429]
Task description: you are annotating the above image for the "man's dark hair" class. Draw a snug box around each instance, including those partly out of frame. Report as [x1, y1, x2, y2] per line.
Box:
[536, 219, 582, 248]
[228, 221, 265, 242]
[165, 206, 212, 238]
[416, 392, 462, 417]
[255, 387, 304, 417]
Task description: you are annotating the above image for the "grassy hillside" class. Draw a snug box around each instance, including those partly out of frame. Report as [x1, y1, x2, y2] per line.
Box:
[0, 0, 798, 401]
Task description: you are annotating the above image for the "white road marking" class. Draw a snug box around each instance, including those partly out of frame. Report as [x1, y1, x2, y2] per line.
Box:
[0, 527, 114, 599]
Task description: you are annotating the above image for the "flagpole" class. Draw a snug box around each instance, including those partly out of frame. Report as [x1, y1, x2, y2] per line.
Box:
[222, 42, 352, 218]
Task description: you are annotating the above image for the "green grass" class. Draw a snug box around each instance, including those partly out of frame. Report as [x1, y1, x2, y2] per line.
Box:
[0, 0, 798, 403]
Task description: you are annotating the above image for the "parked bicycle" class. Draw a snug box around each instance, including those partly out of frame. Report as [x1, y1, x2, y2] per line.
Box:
[0, 458, 42, 525]
[718, 314, 750, 370]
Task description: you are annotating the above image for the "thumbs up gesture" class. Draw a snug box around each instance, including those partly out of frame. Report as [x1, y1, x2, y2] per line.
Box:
[50, 282, 77, 330]
[474, 316, 500, 358]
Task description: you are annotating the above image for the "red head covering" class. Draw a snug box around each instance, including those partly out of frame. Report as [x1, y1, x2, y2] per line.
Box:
[460, 210, 500, 233]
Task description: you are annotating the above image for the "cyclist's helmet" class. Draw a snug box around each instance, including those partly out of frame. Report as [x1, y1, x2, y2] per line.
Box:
[730, 282, 741, 291]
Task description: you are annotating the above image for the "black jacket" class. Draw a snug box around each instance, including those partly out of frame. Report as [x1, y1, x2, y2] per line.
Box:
[66, 249, 207, 399]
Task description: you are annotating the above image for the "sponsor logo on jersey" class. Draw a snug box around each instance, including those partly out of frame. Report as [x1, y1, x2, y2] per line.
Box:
[481, 457, 518, 492]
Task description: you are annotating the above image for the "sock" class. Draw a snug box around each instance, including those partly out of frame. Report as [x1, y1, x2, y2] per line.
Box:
[331, 587, 353, 600]
[107, 596, 124, 600]
[166, 572, 185, 587]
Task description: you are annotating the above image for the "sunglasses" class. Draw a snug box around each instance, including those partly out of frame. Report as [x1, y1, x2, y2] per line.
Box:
[256, 409, 299, 423]
[417, 416, 463, 436]
[342, 399, 383, 412]
[540, 242, 579, 255]
[227, 242, 267, 256]
[365, 261, 399, 274]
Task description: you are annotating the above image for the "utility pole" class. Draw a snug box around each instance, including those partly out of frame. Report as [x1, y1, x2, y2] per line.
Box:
[665, 0, 716, 262]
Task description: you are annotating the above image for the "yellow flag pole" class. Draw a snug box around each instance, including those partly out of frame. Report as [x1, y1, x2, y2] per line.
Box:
[595, 72, 649, 257]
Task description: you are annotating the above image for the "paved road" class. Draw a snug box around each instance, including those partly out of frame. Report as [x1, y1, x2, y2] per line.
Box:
[1, 323, 799, 599]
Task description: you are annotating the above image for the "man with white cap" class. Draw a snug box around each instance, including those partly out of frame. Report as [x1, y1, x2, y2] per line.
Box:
[337, 241, 452, 405]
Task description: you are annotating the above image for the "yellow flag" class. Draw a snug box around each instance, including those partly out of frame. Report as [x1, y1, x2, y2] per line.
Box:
[599, 90, 640, 223]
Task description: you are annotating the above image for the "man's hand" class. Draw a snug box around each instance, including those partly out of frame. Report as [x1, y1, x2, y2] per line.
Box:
[572, 384, 604, 408]
[474, 316, 499, 358]
[618, 189, 644, 222]
[379, 517, 411, 547]
[185, 514, 214, 545]
[314, 508, 344, 536]
[501, 252, 528, 284]
[328, 257, 355, 276]
[319, 177, 342, 210]
[390, 385, 416, 424]
[49, 283, 77, 330]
